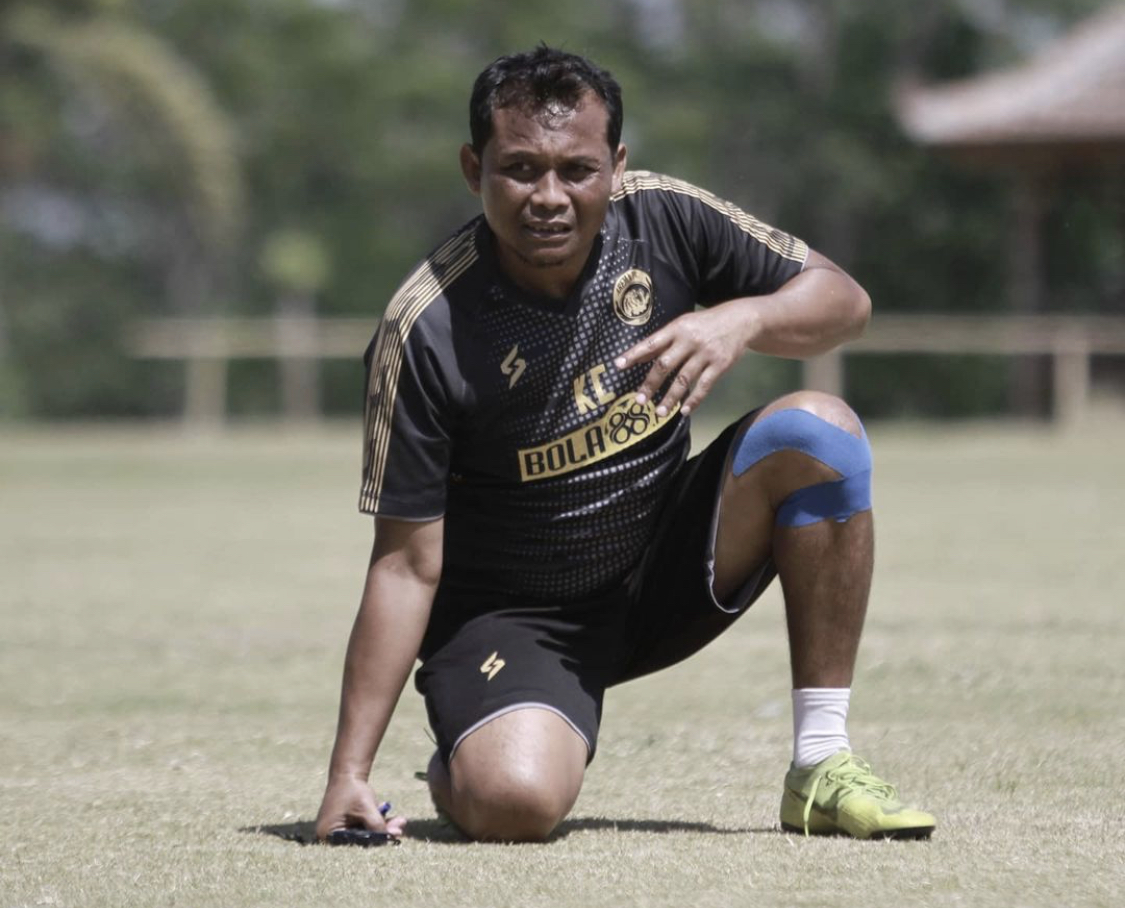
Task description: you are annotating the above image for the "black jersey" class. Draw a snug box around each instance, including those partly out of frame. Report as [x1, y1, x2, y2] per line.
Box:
[359, 171, 807, 600]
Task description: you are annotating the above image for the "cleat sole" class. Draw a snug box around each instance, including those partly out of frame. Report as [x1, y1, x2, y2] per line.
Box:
[781, 821, 935, 840]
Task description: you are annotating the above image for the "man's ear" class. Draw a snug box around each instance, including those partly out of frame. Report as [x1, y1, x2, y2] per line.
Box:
[460, 143, 482, 195]
[611, 143, 628, 193]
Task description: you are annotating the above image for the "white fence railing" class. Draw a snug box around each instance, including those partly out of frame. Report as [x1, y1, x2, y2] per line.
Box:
[129, 314, 1125, 426]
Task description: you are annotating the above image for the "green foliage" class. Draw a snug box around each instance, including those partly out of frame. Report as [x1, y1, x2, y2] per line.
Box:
[1, 0, 1121, 418]
[6, 3, 243, 249]
[259, 229, 329, 294]
[0, 232, 179, 416]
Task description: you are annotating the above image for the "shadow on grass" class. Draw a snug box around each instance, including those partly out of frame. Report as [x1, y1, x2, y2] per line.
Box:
[242, 816, 776, 846]
[242, 819, 466, 845]
[556, 816, 777, 837]
[242, 821, 320, 845]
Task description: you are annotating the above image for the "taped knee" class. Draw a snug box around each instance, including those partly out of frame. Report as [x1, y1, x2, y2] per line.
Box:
[731, 408, 872, 528]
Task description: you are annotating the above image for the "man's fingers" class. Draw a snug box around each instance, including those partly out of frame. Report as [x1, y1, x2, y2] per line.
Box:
[615, 330, 671, 372]
[638, 338, 700, 404]
[617, 312, 742, 414]
[367, 800, 406, 835]
[654, 365, 698, 416]
[679, 366, 719, 416]
[652, 357, 721, 417]
[636, 354, 676, 405]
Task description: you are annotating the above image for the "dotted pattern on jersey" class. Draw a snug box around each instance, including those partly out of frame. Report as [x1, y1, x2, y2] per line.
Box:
[477, 237, 651, 438]
[444, 232, 686, 601]
[367, 174, 807, 603]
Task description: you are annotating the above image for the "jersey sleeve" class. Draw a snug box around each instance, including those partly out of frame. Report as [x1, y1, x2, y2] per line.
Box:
[358, 307, 454, 520]
[619, 172, 809, 304]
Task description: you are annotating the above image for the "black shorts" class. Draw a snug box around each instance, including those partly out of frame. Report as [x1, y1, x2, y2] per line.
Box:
[414, 413, 776, 764]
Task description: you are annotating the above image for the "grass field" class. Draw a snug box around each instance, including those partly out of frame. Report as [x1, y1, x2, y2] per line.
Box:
[2, 417, 1123, 908]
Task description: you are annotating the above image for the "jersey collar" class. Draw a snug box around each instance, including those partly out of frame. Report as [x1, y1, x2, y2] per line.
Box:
[474, 218, 608, 318]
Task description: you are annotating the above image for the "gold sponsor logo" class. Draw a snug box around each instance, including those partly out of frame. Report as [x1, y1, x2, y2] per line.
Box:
[480, 651, 506, 681]
[573, 363, 614, 415]
[612, 268, 653, 326]
[518, 393, 679, 482]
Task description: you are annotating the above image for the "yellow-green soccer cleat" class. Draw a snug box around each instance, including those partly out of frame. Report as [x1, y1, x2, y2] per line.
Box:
[780, 751, 936, 839]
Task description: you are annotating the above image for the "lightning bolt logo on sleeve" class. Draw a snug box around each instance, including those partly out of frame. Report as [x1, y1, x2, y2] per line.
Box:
[500, 345, 526, 389]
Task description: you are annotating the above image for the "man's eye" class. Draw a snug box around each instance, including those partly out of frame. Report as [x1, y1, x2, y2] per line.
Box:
[504, 162, 535, 178]
[563, 165, 595, 181]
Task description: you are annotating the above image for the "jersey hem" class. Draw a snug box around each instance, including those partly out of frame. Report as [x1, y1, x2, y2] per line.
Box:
[358, 506, 445, 522]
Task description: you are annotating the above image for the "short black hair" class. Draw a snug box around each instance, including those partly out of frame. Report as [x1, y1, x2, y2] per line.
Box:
[469, 45, 623, 153]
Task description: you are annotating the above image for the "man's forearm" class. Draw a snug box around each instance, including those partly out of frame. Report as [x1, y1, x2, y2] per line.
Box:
[327, 579, 432, 779]
[327, 521, 442, 781]
[737, 256, 871, 359]
[612, 249, 872, 416]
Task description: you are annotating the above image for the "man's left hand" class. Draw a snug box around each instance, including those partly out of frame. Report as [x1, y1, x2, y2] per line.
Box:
[614, 301, 755, 417]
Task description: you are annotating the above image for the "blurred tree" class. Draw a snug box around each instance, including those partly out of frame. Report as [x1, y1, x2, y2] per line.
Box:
[1, 0, 243, 414]
[0, 0, 1119, 419]
[260, 227, 329, 420]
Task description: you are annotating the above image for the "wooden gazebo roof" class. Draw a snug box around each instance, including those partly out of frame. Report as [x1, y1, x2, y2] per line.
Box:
[896, 3, 1125, 165]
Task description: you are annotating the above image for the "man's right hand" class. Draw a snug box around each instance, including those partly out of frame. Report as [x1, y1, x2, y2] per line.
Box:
[315, 776, 407, 841]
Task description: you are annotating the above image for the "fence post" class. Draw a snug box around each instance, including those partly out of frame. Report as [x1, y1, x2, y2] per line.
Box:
[276, 314, 320, 422]
[803, 350, 844, 397]
[184, 356, 228, 427]
[1052, 330, 1090, 427]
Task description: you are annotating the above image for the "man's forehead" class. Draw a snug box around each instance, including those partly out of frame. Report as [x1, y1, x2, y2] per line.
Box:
[495, 101, 583, 132]
[530, 94, 592, 128]
[488, 94, 610, 150]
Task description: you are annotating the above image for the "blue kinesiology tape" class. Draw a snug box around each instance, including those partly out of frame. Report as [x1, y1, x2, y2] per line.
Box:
[731, 408, 872, 528]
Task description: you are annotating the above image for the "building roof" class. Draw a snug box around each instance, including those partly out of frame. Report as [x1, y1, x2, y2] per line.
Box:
[897, 3, 1125, 162]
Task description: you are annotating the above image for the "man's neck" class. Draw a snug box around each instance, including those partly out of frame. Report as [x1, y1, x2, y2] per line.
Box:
[494, 238, 600, 301]
[498, 256, 580, 301]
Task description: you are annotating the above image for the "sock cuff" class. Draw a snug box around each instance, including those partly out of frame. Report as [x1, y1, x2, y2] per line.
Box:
[792, 688, 852, 769]
[792, 688, 851, 703]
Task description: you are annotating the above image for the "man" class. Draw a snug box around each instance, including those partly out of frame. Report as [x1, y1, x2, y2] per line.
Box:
[315, 45, 935, 843]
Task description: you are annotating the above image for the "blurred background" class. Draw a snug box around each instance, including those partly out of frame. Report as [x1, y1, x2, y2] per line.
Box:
[5, 7, 1125, 902]
[1, 0, 1122, 428]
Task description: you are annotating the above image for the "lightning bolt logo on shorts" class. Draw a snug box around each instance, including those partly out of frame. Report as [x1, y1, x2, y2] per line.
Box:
[500, 345, 526, 389]
[480, 651, 506, 681]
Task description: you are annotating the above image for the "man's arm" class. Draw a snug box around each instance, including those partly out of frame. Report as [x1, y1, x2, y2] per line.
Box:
[315, 516, 443, 840]
[614, 249, 870, 415]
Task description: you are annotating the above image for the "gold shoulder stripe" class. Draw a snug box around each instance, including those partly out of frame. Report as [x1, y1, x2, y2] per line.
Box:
[359, 226, 479, 514]
[613, 171, 808, 264]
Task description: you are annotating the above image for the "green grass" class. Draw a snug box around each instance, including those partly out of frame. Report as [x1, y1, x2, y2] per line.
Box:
[2, 418, 1123, 907]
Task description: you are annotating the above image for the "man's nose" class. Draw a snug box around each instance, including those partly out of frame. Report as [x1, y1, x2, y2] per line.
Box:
[530, 170, 568, 210]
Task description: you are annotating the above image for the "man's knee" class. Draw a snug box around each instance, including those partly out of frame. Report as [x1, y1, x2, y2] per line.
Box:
[452, 761, 575, 842]
[733, 392, 872, 528]
[761, 390, 864, 439]
[445, 708, 587, 842]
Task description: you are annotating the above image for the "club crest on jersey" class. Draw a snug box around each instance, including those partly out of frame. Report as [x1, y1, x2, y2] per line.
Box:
[612, 269, 653, 326]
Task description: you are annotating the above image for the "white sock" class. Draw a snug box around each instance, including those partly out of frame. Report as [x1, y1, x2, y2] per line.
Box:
[792, 688, 851, 768]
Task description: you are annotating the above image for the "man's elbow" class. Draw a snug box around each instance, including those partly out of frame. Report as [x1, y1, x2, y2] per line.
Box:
[848, 285, 872, 341]
[407, 549, 443, 590]
[371, 516, 445, 590]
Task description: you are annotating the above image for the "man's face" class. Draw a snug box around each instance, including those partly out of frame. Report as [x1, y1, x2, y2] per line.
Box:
[460, 94, 627, 299]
